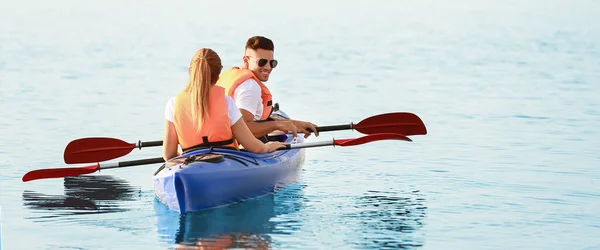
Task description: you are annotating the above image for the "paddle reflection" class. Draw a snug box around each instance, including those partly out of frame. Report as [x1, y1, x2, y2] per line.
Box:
[22, 175, 140, 219]
[351, 190, 427, 249]
[156, 184, 305, 249]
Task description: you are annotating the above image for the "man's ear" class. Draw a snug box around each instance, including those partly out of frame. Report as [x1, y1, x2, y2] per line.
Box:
[242, 55, 249, 68]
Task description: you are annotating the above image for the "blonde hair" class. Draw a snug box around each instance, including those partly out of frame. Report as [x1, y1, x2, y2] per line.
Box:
[185, 48, 223, 126]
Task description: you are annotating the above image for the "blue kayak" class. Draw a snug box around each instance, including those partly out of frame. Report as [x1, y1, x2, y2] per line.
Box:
[153, 111, 306, 214]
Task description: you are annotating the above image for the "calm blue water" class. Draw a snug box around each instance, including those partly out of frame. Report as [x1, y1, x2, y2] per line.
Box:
[1, 0, 600, 249]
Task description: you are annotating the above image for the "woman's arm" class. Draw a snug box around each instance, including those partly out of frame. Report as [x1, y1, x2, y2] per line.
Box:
[162, 120, 180, 161]
[231, 118, 284, 154]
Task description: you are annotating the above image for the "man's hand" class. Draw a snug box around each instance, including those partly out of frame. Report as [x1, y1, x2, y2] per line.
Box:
[292, 120, 319, 138]
[275, 120, 299, 139]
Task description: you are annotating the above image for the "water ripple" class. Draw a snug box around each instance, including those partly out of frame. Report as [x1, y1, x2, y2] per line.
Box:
[346, 190, 426, 249]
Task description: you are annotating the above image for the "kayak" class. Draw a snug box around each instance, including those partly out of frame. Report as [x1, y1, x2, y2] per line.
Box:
[152, 110, 306, 214]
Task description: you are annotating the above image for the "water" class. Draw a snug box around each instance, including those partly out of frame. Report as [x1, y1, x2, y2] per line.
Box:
[1, 0, 600, 249]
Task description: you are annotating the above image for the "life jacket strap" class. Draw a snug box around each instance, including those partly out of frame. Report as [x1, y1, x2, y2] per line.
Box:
[182, 137, 236, 154]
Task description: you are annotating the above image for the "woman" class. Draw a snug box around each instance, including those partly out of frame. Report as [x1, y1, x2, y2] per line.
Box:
[162, 48, 285, 161]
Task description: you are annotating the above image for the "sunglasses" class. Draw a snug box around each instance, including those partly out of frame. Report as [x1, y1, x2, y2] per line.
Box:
[248, 56, 278, 68]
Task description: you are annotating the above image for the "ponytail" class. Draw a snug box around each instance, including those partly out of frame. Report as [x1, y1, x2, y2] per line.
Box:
[185, 48, 223, 127]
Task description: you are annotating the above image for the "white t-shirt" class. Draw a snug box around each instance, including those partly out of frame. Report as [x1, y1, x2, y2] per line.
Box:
[164, 96, 242, 125]
[233, 79, 265, 121]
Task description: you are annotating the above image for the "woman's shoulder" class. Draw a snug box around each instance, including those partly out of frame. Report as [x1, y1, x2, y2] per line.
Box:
[165, 96, 176, 106]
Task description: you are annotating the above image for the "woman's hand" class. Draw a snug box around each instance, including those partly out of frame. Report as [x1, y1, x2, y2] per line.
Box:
[263, 141, 286, 152]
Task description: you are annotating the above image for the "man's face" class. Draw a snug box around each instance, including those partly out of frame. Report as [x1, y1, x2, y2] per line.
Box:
[244, 49, 277, 82]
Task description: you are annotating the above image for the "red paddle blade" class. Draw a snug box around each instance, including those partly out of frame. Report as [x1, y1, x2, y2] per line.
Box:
[64, 137, 136, 164]
[334, 133, 412, 146]
[354, 112, 427, 136]
[22, 165, 99, 182]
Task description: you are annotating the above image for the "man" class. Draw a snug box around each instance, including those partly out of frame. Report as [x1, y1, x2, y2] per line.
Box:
[216, 36, 319, 140]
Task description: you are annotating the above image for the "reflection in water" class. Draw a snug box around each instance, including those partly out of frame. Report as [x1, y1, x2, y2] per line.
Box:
[156, 183, 305, 249]
[22, 175, 141, 220]
[351, 190, 427, 249]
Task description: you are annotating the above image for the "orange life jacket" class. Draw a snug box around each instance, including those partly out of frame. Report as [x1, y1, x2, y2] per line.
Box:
[216, 67, 273, 121]
[173, 85, 237, 151]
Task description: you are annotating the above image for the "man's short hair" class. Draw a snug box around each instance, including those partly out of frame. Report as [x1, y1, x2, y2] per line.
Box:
[245, 36, 274, 51]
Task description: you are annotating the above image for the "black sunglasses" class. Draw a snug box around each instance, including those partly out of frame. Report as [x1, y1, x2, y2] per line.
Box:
[256, 58, 278, 68]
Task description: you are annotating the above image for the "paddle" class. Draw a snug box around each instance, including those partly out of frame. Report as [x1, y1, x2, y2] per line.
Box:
[25, 133, 411, 182]
[22, 157, 165, 182]
[308, 112, 427, 136]
[63, 112, 426, 164]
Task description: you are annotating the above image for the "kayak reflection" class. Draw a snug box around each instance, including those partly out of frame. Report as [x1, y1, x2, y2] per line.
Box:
[155, 183, 306, 249]
[22, 175, 140, 218]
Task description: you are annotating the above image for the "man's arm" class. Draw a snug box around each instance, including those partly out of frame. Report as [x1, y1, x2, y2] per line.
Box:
[271, 116, 319, 138]
[239, 109, 299, 139]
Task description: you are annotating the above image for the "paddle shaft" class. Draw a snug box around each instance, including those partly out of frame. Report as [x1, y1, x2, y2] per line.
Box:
[108, 136, 381, 165]
[99, 157, 164, 170]
[311, 124, 351, 133]
[281, 139, 334, 150]
[279, 133, 411, 150]
[309, 122, 425, 133]
[137, 124, 399, 150]
[130, 135, 284, 149]
[136, 140, 163, 149]
[128, 130, 346, 151]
